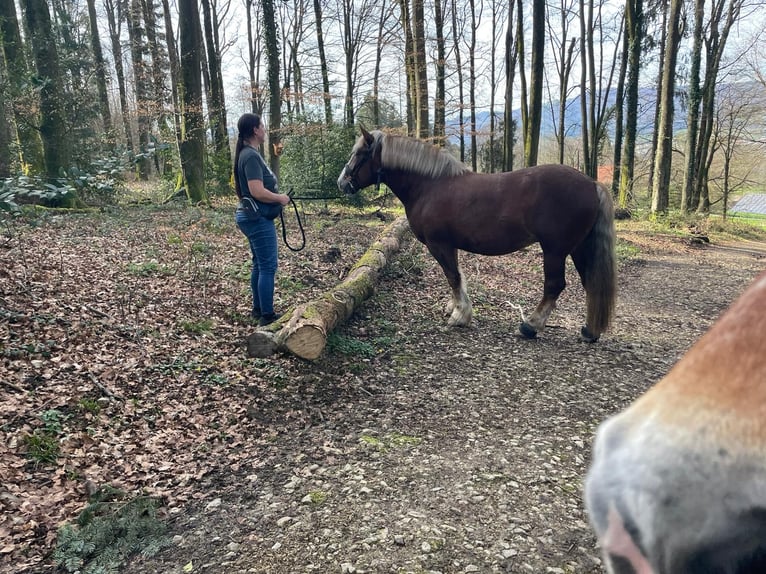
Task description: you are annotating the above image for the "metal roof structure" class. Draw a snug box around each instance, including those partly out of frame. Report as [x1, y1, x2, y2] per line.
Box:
[730, 194, 766, 215]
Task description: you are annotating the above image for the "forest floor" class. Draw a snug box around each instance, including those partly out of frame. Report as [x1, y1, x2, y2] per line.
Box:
[1, 199, 765, 574]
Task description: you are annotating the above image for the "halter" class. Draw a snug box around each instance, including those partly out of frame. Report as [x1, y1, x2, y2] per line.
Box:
[344, 135, 384, 192]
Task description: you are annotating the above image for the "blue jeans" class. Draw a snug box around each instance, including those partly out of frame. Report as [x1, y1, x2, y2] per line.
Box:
[236, 211, 278, 316]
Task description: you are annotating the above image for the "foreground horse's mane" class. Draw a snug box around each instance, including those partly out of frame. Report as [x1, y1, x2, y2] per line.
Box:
[376, 132, 470, 179]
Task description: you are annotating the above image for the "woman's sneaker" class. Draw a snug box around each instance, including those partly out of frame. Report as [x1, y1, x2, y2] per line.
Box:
[258, 312, 282, 326]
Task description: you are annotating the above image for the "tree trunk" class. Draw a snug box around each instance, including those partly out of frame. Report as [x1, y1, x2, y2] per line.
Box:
[178, 0, 207, 203]
[398, 0, 415, 135]
[104, 0, 134, 152]
[201, 0, 231, 187]
[313, 0, 332, 125]
[516, 0, 528, 163]
[578, 0, 589, 173]
[651, 0, 683, 214]
[468, 0, 477, 170]
[21, 0, 69, 179]
[262, 0, 281, 176]
[0, 48, 13, 177]
[611, 32, 627, 198]
[647, 0, 668, 196]
[680, 0, 704, 212]
[619, 0, 643, 208]
[451, 0, 465, 162]
[160, 0, 183, 162]
[412, 0, 428, 139]
[0, 0, 44, 172]
[247, 216, 411, 360]
[502, 0, 516, 171]
[525, 0, 545, 167]
[433, 0, 446, 145]
[86, 0, 112, 135]
[126, 0, 152, 178]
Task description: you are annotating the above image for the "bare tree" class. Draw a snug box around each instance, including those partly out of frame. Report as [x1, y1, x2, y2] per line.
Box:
[651, 0, 683, 214]
[502, 0, 517, 171]
[20, 0, 69, 179]
[545, 0, 578, 165]
[179, 0, 207, 202]
[0, 0, 44, 171]
[86, 0, 112, 134]
[451, 0, 466, 161]
[694, 0, 751, 213]
[313, 0, 333, 124]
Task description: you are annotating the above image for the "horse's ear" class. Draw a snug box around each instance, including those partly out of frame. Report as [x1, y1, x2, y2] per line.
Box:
[360, 125, 374, 145]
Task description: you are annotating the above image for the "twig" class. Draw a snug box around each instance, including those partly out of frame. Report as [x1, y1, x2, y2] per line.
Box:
[89, 374, 124, 401]
[1, 379, 26, 393]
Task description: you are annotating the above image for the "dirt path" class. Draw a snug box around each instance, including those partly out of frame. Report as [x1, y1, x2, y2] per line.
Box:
[120, 232, 765, 574]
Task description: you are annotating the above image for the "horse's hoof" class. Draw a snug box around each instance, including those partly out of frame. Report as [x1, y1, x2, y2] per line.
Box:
[580, 326, 600, 343]
[519, 322, 537, 339]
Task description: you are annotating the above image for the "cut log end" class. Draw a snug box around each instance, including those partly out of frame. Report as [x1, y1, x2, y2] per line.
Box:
[282, 324, 327, 360]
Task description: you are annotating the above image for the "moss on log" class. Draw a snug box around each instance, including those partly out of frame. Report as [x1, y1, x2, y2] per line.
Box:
[246, 215, 410, 360]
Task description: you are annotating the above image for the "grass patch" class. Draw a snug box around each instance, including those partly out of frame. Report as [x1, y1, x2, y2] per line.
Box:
[125, 261, 173, 277]
[180, 318, 215, 334]
[24, 430, 60, 464]
[360, 432, 422, 451]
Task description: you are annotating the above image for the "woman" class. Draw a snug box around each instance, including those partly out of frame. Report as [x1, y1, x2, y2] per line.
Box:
[234, 113, 290, 326]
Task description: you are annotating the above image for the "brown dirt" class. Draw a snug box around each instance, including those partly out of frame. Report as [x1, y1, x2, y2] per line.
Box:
[2, 204, 764, 574]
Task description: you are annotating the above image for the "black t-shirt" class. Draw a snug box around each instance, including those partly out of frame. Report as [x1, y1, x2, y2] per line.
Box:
[238, 146, 278, 197]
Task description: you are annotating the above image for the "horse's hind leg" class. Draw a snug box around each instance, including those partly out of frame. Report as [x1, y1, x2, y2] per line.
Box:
[520, 251, 566, 338]
[426, 242, 472, 327]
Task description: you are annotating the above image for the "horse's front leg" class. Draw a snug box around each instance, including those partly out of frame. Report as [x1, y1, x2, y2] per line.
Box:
[426, 242, 472, 327]
[520, 251, 566, 338]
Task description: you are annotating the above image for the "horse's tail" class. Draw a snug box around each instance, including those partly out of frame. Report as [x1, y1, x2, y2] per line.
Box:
[580, 183, 617, 335]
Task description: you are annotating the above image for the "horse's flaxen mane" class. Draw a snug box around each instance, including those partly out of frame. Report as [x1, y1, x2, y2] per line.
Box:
[374, 131, 470, 178]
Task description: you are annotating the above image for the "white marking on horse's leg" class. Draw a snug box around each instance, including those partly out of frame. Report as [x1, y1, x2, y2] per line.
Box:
[602, 504, 655, 574]
[447, 273, 472, 326]
[526, 300, 556, 332]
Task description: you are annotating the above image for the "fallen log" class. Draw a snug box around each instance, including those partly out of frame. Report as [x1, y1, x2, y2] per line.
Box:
[246, 215, 410, 360]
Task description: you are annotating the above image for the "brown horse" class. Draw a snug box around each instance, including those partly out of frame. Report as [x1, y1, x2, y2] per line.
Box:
[337, 128, 616, 341]
[585, 270, 766, 574]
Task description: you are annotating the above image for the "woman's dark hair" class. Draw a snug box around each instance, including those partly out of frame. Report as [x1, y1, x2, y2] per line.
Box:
[234, 113, 261, 198]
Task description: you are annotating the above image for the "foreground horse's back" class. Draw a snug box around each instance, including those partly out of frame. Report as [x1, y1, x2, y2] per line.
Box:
[586, 271, 766, 574]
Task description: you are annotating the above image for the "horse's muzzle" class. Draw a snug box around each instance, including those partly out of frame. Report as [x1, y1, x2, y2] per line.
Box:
[337, 172, 357, 195]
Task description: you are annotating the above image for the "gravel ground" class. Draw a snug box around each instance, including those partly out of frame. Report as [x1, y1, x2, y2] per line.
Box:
[119, 224, 765, 574]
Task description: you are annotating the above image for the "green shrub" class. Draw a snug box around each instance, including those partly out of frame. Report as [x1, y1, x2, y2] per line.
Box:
[54, 486, 170, 573]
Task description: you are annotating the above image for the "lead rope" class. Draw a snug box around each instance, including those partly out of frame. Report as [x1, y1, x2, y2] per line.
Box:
[278, 190, 306, 252]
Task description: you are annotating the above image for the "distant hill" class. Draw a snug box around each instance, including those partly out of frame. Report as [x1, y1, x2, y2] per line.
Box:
[445, 86, 692, 146]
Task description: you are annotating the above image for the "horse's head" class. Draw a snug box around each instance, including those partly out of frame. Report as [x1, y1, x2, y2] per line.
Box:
[337, 127, 383, 195]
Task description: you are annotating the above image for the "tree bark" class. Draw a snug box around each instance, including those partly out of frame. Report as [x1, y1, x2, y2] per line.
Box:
[313, 0, 332, 125]
[502, 0, 516, 172]
[412, 0, 429, 139]
[451, 0, 465, 162]
[651, 0, 683, 214]
[247, 216, 411, 360]
[262, 0, 281, 175]
[179, 0, 207, 203]
[21, 0, 69, 179]
[433, 0, 446, 145]
[104, 0, 134, 152]
[1, 0, 44, 172]
[126, 0, 153, 178]
[681, 0, 704, 212]
[86, 0, 112, 135]
[0, 48, 12, 177]
[525, 0, 545, 167]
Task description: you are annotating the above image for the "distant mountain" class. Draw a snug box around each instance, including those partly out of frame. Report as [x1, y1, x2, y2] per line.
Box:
[445, 86, 693, 146]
